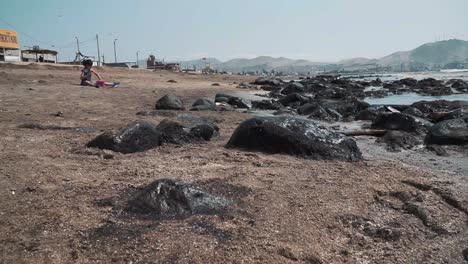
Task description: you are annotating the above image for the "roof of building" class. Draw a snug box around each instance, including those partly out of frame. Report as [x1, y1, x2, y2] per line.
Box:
[22, 49, 58, 55]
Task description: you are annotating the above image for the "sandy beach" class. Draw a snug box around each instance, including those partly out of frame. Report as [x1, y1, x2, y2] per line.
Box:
[0, 63, 467, 263]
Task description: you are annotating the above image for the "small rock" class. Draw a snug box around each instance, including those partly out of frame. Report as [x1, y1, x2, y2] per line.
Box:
[127, 179, 229, 217]
[155, 95, 185, 110]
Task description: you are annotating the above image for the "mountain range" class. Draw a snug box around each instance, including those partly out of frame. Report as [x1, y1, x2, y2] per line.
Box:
[175, 39, 468, 73]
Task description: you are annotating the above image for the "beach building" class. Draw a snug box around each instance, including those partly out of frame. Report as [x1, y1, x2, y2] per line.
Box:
[0, 29, 20, 62]
[21, 47, 58, 63]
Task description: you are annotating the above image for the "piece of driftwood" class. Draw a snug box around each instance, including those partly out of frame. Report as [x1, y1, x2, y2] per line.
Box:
[340, 129, 388, 137]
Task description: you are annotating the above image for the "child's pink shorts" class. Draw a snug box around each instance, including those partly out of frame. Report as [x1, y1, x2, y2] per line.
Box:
[95, 80, 105, 86]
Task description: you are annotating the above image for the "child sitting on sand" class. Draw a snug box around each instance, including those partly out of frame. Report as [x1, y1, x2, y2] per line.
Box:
[80, 59, 119, 88]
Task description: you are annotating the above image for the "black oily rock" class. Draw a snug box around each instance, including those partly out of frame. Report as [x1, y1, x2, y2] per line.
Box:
[87, 121, 162, 154]
[425, 117, 468, 145]
[371, 113, 433, 133]
[226, 116, 362, 161]
[355, 108, 383, 121]
[156, 114, 219, 144]
[298, 102, 321, 115]
[251, 100, 283, 110]
[278, 93, 310, 106]
[322, 100, 370, 118]
[377, 131, 423, 152]
[441, 108, 468, 121]
[215, 93, 251, 109]
[273, 108, 297, 116]
[402, 107, 424, 118]
[228, 97, 251, 109]
[155, 94, 185, 110]
[411, 100, 468, 114]
[281, 82, 305, 95]
[252, 77, 282, 86]
[127, 179, 229, 217]
[190, 98, 215, 111]
[308, 107, 342, 122]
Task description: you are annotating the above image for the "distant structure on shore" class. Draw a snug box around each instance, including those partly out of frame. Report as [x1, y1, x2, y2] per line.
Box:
[146, 55, 180, 71]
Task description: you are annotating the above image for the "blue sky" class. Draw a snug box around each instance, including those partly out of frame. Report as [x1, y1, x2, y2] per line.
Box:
[1, 0, 466, 62]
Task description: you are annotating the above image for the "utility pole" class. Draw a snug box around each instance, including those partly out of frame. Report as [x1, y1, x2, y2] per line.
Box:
[113, 39, 118, 63]
[75, 37, 80, 54]
[136, 50, 140, 68]
[96, 34, 101, 66]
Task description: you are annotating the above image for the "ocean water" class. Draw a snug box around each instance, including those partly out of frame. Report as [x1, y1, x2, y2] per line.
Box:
[359, 71, 468, 105]
[364, 92, 468, 105]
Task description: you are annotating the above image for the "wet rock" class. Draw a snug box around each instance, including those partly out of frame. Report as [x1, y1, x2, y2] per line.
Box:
[157, 114, 219, 144]
[155, 95, 185, 110]
[226, 116, 362, 161]
[190, 98, 215, 111]
[251, 100, 282, 110]
[377, 131, 423, 152]
[278, 93, 310, 107]
[215, 93, 251, 109]
[252, 77, 282, 86]
[369, 78, 382, 86]
[397, 78, 418, 87]
[273, 108, 297, 116]
[215, 93, 232, 103]
[371, 113, 433, 134]
[127, 179, 229, 217]
[441, 108, 468, 121]
[281, 82, 305, 95]
[87, 121, 162, 154]
[425, 145, 449, 157]
[321, 100, 370, 119]
[298, 102, 321, 115]
[411, 100, 468, 114]
[402, 107, 424, 118]
[308, 106, 342, 122]
[228, 97, 251, 109]
[355, 107, 383, 121]
[425, 117, 468, 145]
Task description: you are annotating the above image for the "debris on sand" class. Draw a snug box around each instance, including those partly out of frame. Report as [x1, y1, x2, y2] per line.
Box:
[155, 94, 185, 110]
[167, 79, 177, 83]
[127, 179, 229, 217]
[226, 116, 362, 161]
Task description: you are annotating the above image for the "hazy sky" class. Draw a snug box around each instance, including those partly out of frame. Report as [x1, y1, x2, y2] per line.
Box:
[1, 0, 466, 62]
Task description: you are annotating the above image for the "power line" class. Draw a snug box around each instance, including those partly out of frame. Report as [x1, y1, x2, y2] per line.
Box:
[0, 16, 52, 46]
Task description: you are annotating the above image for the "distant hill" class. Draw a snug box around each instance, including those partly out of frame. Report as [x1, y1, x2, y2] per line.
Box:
[377, 39, 468, 69]
[163, 39, 468, 73]
[217, 56, 325, 73]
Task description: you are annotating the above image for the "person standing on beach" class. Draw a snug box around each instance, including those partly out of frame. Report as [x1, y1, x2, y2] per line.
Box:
[80, 59, 120, 88]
